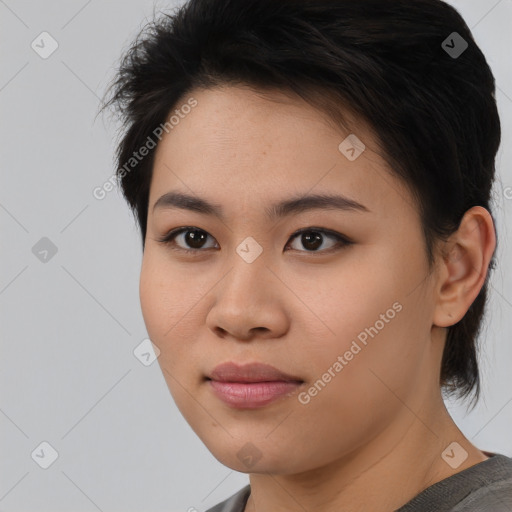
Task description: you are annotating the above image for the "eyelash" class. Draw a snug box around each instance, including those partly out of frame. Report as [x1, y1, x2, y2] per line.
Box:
[156, 226, 353, 255]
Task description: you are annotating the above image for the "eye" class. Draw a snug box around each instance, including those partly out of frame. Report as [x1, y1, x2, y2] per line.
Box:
[156, 226, 218, 254]
[286, 227, 352, 253]
[156, 226, 352, 255]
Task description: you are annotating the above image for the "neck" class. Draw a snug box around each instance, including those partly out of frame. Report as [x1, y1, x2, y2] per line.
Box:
[244, 394, 487, 512]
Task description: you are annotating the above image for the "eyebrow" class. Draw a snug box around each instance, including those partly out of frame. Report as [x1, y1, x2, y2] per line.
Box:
[152, 191, 370, 221]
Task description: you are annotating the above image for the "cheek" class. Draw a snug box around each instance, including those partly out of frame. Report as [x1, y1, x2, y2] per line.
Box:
[139, 252, 190, 359]
[305, 244, 430, 393]
[140, 250, 195, 333]
[139, 250, 215, 373]
[139, 254, 168, 340]
[139, 252, 205, 413]
[291, 299, 428, 462]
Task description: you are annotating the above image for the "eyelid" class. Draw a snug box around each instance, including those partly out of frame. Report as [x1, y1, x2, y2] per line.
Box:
[156, 226, 219, 252]
[156, 226, 353, 254]
[287, 227, 353, 253]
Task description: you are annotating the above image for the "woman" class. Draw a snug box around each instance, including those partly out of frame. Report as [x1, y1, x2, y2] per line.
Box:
[101, 0, 512, 510]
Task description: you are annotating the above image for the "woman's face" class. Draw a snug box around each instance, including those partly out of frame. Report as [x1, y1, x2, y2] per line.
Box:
[140, 84, 441, 474]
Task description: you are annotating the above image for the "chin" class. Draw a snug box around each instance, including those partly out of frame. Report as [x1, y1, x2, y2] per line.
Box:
[203, 436, 305, 475]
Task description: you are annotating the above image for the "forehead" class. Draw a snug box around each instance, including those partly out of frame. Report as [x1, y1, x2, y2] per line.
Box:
[149, 85, 413, 221]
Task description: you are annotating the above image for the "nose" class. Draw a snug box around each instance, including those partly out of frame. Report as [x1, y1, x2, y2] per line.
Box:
[205, 255, 290, 342]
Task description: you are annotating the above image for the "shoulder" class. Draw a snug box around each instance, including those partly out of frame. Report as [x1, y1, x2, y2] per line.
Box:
[450, 454, 512, 512]
[205, 485, 251, 512]
[203, 456, 512, 512]
[396, 453, 512, 512]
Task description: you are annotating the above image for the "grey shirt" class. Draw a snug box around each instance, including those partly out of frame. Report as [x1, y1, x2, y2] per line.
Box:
[205, 453, 512, 512]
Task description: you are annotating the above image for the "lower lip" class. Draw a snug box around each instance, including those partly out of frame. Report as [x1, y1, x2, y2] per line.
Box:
[208, 380, 302, 408]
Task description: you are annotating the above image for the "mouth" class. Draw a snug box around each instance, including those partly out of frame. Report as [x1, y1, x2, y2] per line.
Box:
[205, 362, 304, 409]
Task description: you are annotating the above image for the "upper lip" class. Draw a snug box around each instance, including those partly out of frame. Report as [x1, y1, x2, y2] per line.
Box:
[208, 362, 303, 383]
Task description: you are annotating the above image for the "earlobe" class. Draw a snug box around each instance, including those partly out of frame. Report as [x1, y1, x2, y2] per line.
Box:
[433, 206, 496, 328]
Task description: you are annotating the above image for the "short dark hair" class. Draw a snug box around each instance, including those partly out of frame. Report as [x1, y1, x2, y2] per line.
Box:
[101, 0, 501, 404]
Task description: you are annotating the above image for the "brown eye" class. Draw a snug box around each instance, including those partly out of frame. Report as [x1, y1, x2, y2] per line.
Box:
[179, 228, 210, 249]
[157, 226, 352, 255]
[157, 227, 217, 253]
[286, 228, 351, 253]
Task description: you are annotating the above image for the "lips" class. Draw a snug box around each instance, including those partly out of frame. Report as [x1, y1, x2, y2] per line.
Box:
[206, 362, 304, 409]
[207, 361, 303, 383]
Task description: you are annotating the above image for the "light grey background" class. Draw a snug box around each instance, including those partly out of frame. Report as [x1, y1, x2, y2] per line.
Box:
[1, 1, 511, 511]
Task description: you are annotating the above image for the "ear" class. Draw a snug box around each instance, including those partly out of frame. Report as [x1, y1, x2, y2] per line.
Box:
[433, 206, 496, 327]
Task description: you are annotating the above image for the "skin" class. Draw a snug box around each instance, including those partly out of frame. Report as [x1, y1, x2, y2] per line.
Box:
[139, 84, 496, 512]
